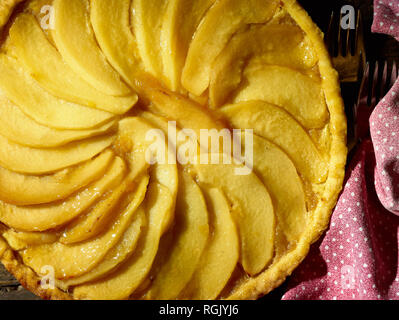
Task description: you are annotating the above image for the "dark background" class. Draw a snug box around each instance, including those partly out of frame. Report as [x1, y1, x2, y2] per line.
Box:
[300, 0, 399, 62]
[1, 0, 398, 301]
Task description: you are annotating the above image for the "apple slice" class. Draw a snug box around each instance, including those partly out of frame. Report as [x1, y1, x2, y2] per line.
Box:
[52, 0, 131, 96]
[181, 0, 278, 96]
[233, 64, 329, 129]
[0, 149, 114, 206]
[195, 157, 275, 276]
[118, 116, 179, 230]
[160, 0, 216, 90]
[0, 94, 116, 148]
[0, 0, 23, 28]
[137, 79, 225, 139]
[0, 55, 114, 130]
[21, 183, 147, 280]
[122, 112, 179, 234]
[209, 23, 317, 107]
[221, 101, 328, 183]
[90, 0, 139, 87]
[57, 208, 146, 290]
[251, 134, 307, 242]
[8, 13, 137, 114]
[72, 182, 174, 300]
[25, 0, 57, 31]
[135, 115, 179, 171]
[150, 163, 178, 234]
[2, 229, 58, 251]
[0, 132, 114, 175]
[144, 172, 209, 300]
[182, 187, 239, 300]
[0, 157, 126, 232]
[60, 174, 149, 245]
[117, 117, 163, 180]
[131, 0, 168, 80]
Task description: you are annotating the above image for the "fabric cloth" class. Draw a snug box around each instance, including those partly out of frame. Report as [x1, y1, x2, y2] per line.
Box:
[283, 0, 399, 300]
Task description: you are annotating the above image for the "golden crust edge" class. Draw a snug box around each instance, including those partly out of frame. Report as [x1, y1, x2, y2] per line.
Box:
[0, 0, 67, 300]
[0, 237, 71, 300]
[0, 0, 347, 300]
[228, 0, 347, 300]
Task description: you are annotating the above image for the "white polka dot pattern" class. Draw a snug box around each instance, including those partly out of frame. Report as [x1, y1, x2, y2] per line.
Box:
[283, 141, 399, 300]
[283, 0, 399, 300]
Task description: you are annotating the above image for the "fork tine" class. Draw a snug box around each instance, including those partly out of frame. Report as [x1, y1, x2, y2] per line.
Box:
[357, 62, 370, 108]
[338, 10, 345, 57]
[326, 11, 335, 57]
[356, 10, 366, 69]
[380, 61, 388, 99]
[344, 20, 351, 57]
[345, 7, 358, 57]
[331, 9, 364, 82]
[370, 62, 379, 108]
[354, 10, 360, 53]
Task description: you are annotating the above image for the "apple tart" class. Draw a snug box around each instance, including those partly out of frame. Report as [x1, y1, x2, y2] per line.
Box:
[0, 0, 347, 300]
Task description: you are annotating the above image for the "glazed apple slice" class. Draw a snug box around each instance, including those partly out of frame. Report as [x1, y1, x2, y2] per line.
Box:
[21, 187, 146, 280]
[58, 159, 174, 288]
[52, 0, 131, 97]
[195, 157, 275, 276]
[250, 134, 307, 242]
[136, 79, 226, 140]
[72, 182, 174, 300]
[160, 0, 216, 90]
[131, 0, 168, 80]
[150, 163, 178, 234]
[0, 157, 126, 232]
[0, 133, 114, 175]
[9, 13, 137, 114]
[233, 64, 329, 129]
[57, 208, 146, 290]
[144, 172, 209, 300]
[182, 187, 239, 300]
[60, 175, 149, 245]
[117, 117, 166, 180]
[222, 101, 328, 183]
[0, 149, 114, 206]
[125, 113, 179, 197]
[2, 230, 58, 251]
[90, 0, 139, 87]
[209, 23, 318, 107]
[117, 116, 179, 234]
[0, 94, 116, 148]
[182, 0, 278, 96]
[0, 55, 114, 130]
[134, 111, 179, 232]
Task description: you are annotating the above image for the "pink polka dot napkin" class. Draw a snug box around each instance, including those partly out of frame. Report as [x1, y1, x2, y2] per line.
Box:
[282, 0, 399, 300]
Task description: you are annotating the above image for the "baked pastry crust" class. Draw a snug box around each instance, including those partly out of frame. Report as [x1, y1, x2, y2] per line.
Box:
[0, 0, 69, 299]
[0, 0, 347, 300]
[228, 0, 347, 299]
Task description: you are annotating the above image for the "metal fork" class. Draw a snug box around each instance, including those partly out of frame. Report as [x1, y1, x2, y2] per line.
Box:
[325, 9, 366, 83]
[352, 61, 398, 149]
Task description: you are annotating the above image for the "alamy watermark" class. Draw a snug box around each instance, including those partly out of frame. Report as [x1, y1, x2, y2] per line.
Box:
[144, 122, 254, 176]
[40, 265, 55, 290]
[39, 5, 55, 30]
[340, 5, 356, 30]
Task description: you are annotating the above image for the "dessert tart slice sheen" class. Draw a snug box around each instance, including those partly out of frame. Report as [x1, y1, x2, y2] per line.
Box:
[0, 0, 347, 300]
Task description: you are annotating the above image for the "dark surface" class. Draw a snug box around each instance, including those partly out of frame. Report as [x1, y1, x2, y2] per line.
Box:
[0, 263, 40, 300]
[1, 0, 398, 301]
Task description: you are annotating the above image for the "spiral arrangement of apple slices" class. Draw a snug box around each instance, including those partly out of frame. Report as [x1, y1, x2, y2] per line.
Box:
[0, 0, 343, 300]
